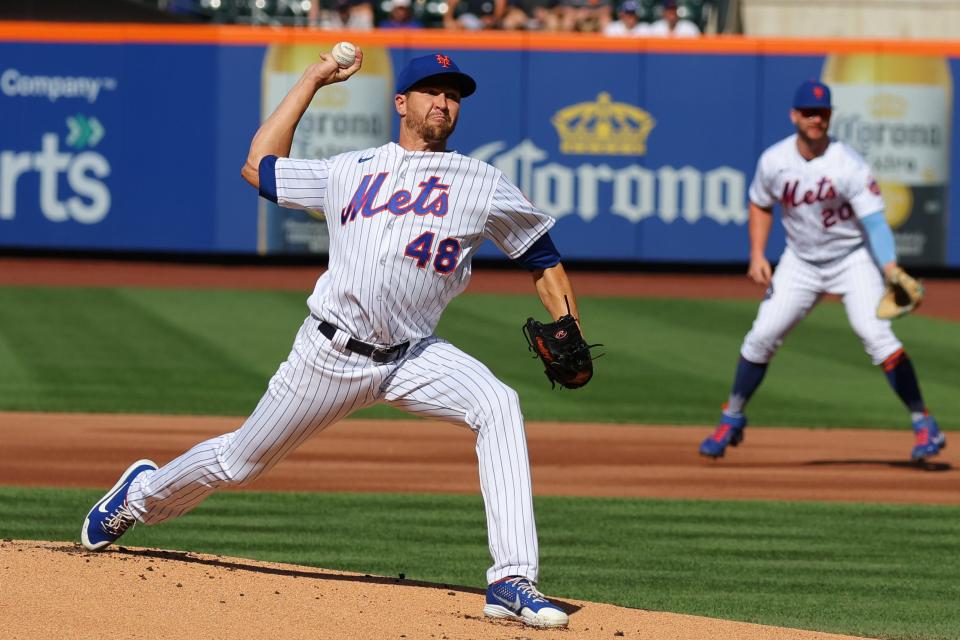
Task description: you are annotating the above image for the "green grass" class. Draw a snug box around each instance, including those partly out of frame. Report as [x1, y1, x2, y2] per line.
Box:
[2, 283, 957, 638]
[0, 285, 957, 428]
[3, 486, 958, 640]
[0, 287, 960, 429]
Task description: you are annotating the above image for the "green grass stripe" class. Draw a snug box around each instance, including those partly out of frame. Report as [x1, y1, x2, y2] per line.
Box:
[0, 285, 957, 428]
[2, 487, 958, 640]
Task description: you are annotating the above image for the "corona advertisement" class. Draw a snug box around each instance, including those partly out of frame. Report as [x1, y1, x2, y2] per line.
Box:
[823, 54, 952, 264]
[471, 92, 747, 234]
[257, 44, 394, 255]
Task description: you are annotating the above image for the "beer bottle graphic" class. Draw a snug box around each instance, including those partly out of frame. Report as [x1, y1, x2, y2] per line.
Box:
[822, 53, 952, 266]
[258, 43, 394, 255]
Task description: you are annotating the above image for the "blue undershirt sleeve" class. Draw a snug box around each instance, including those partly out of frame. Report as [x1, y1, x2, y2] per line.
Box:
[515, 232, 562, 271]
[861, 211, 897, 267]
[258, 155, 278, 203]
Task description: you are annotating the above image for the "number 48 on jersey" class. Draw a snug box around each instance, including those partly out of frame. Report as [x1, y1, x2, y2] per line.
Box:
[404, 232, 462, 274]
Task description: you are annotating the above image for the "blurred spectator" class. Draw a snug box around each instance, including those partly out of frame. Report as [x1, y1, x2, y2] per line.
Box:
[378, 0, 424, 27]
[444, 0, 506, 29]
[648, 0, 700, 36]
[311, 0, 375, 29]
[500, 0, 561, 30]
[556, 0, 612, 32]
[602, 0, 647, 36]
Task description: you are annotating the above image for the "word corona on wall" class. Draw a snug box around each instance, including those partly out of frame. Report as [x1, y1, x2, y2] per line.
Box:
[472, 139, 747, 226]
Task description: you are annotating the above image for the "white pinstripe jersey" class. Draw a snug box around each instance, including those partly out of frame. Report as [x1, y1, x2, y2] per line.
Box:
[273, 141, 554, 345]
[749, 134, 885, 263]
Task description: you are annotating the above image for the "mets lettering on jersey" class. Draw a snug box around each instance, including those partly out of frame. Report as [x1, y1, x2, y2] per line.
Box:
[340, 173, 450, 223]
[749, 134, 884, 263]
[781, 178, 837, 206]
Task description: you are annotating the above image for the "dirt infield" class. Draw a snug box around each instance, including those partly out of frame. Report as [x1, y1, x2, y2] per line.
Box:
[2, 412, 956, 504]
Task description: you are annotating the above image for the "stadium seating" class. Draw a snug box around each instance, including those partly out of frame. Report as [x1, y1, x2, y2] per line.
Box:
[639, 0, 712, 31]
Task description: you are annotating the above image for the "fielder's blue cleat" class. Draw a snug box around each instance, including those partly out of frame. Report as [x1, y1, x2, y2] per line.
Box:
[911, 415, 946, 462]
[81, 459, 157, 551]
[484, 576, 569, 628]
[699, 411, 747, 458]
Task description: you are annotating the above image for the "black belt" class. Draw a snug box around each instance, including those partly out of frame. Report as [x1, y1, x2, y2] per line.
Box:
[314, 316, 409, 364]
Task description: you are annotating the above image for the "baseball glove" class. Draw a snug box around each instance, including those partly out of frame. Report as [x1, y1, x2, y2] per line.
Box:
[522, 314, 599, 389]
[877, 266, 924, 319]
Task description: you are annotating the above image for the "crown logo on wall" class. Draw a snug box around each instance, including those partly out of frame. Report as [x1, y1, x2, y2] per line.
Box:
[551, 92, 656, 155]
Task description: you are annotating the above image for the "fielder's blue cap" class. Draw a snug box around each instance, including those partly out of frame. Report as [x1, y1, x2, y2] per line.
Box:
[793, 79, 832, 109]
[395, 53, 477, 98]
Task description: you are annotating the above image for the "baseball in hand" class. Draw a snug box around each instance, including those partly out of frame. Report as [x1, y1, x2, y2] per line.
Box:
[331, 42, 357, 69]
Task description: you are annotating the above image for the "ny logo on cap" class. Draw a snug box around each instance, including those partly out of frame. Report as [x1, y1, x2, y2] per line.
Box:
[813, 86, 824, 99]
[435, 54, 452, 68]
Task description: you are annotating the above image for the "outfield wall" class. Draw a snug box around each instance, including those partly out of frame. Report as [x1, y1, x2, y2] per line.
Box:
[1, 24, 958, 266]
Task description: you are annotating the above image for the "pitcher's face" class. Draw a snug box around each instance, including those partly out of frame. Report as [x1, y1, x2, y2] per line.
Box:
[397, 81, 462, 145]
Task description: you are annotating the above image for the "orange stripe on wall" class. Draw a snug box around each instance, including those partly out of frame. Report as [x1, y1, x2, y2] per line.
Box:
[2, 22, 960, 56]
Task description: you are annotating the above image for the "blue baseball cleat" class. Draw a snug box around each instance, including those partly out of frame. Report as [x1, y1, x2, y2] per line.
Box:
[911, 415, 946, 462]
[81, 459, 157, 551]
[699, 411, 747, 458]
[484, 576, 569, 628]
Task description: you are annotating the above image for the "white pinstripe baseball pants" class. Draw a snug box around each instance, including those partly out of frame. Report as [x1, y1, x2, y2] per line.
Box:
[741, 246, 902, 366]
[126, 316, 539, 584]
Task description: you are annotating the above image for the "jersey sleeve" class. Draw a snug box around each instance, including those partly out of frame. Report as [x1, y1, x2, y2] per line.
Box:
[747, 152, 776, 209]
[843, 153, 885, 218]
[273, 157, 331, 213]
[484, 175, 556, 259]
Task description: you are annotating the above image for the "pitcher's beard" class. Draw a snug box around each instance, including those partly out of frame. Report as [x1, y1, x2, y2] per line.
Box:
[410, 116, 456, 145]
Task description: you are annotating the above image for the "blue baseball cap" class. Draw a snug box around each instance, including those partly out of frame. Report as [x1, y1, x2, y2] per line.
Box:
[793, 79, 832, 109]
[395, 53, 477, 98]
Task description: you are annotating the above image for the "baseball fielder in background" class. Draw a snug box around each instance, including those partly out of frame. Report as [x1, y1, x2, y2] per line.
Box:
[699, 79, 945, 463]
[82, 49, 587, 628]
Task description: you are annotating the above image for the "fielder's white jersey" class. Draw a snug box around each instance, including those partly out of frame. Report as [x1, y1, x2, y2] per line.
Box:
[273, 142, 554, 345]
[749, 134, 885, 263]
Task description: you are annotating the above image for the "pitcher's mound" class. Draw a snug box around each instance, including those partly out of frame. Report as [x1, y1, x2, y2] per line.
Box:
[2, 540, 866, 639]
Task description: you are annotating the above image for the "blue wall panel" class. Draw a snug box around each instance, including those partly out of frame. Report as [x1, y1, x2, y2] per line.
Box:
[1, 38, 957, 266]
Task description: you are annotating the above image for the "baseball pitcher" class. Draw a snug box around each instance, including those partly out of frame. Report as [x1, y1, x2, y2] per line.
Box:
[81, 51, 599, 628]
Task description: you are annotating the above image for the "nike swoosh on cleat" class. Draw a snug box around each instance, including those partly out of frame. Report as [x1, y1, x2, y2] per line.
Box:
[492, 592, 521, 612]
[358, 156, 375, 163]
[96, 484, 126, 513]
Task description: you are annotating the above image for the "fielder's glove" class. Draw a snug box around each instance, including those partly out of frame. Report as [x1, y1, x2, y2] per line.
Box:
[522, 314, 601, 389]
[877, 266, 924, 319]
